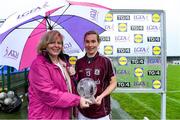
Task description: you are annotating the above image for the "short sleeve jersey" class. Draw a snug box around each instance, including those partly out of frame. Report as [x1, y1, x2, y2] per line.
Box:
[76, 52, 115, 118]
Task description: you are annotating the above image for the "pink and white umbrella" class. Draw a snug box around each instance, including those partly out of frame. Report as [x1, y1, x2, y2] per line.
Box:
[0, 0, 111, 70]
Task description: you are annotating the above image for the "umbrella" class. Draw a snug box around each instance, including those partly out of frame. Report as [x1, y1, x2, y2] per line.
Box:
[0, 0, 111, 70]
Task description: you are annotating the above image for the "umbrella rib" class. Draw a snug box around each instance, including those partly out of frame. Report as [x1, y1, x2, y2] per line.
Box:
[53, 15, 74, 29]
[15, 16, 47, 29]
[16, 28, 47, 29]
[52, 27, 64, 29]
[51, 3, 71, 28]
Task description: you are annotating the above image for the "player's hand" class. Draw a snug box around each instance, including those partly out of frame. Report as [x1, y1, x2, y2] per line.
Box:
[95, 96, 103, 105]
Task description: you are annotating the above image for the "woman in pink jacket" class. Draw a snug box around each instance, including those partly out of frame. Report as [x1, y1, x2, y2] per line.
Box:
[28, 30, 91, 119]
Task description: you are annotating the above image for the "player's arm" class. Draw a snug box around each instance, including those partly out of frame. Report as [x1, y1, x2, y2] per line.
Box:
[95, 76, 117, 105]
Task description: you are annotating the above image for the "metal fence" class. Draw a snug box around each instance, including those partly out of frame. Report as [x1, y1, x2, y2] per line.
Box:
[0, 66, 28, 92]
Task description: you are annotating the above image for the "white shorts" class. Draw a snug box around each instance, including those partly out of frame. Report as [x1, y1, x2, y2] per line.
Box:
[78, 112, 111, 120]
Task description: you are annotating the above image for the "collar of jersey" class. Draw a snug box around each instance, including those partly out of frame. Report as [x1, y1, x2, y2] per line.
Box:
[85, 52, 99, 63]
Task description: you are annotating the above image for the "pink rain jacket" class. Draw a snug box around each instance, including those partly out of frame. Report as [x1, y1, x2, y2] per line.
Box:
[28, 55, 80, 119]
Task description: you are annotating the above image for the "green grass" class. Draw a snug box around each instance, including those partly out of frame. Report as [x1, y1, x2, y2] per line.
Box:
[111, 65, 180, 119]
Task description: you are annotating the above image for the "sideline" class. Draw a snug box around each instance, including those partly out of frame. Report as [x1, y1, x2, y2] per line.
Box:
[111, 98, 134, 120]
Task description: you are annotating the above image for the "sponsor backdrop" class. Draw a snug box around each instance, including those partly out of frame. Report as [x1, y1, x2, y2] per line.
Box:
[99, 10, 166, 92]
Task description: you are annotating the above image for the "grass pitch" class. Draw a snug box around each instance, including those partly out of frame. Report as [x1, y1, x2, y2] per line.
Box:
[112, 65, 180, 119]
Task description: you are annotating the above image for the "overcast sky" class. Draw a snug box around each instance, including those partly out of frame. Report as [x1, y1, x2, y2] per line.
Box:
[0, 0, 180, 56]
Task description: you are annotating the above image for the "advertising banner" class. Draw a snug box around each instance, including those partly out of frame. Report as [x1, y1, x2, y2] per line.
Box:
[99, 10, 166, 92]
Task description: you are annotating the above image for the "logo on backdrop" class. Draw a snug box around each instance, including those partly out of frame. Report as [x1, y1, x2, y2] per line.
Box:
[152, 46, 161, 55]
[105, 13, 113, 22]
[134, 47, 149, 54]
[100, 36, 111, 42]
[117, 15, 130, 20]
[134, 34, 143, 43]
[152, 13, 160, 22]
[117, 70, 130, 75]
[133, 15, 149, 21]
[118, 57, 128, 66]
[104, 45, 113, 55]
[133, 81, 146, 87]
[131, 59, 144, 64]
[69, 56, 77, 65]
[134, 67, 144, 77]
[147, 57, 161, 65]
[152, 80, 161, 89]
[147, 37, 160, 42]
[131, 25, 144, 31]
[118, 23, 127, 32]
[117, 82, 131, 87]
[117, 48, 130, 53]
[146, 25, 160, 32]
[104, 24, 114, 31]
[147, 70, 161, 76]
[115, 35, 130, 42]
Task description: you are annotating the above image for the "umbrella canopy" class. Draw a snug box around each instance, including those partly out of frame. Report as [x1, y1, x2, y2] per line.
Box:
[0, 0, 110, 70]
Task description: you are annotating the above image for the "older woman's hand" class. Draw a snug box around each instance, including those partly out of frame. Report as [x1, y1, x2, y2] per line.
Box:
[80, 97, 92, 109]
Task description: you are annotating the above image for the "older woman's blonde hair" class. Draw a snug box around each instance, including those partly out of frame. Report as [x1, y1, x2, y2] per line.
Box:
[37, 30, 64, 54]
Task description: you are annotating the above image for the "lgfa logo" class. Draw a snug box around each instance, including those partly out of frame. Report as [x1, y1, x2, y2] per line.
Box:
[105, 13, 113, 22]
[146, 25, 159, 32]
[104, 24, 114, 31]
[3, 47, 19, 60]
[115, 35, 130, 42]
[134, 15, 147, 21]
[17, 2, 48, 19]
[152, 46, 161, 55]
[152, 13, 160, 22]
[134, 47, 149, 54]
[118, 23, 127, 32]
[147, 57, 161, 64]
[118, 57, 127, 66]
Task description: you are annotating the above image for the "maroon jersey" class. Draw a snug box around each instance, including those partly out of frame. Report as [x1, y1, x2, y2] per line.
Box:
[76, 52, 115, 118]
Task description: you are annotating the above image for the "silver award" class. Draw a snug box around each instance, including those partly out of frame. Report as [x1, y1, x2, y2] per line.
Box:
[77, 78, 97, 103]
